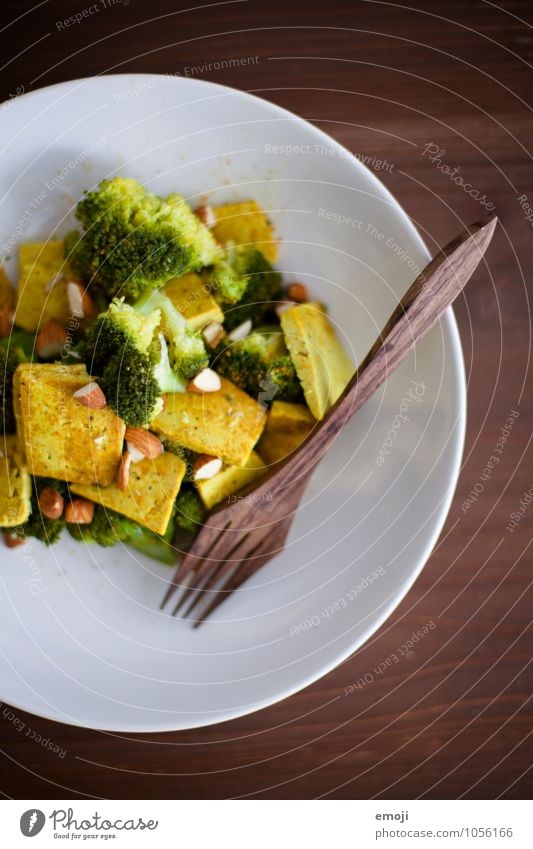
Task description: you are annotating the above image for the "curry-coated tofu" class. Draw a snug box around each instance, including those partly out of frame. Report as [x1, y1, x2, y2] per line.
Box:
[195, 450, 266, 510]
[258, 401, 315, 465]
[0, 435, 31, 526]
[71, 452, 186, 535]
[13, 363, 125, 486]
[212, 200, 278, 263]
[280, 302, 353, 420]
[151, 377, 267, 467]
[15, 241, 75, 332]
[163, 273, 223, 331]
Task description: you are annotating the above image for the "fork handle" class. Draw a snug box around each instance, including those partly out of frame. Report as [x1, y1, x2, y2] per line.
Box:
[266, 214, 497, 488]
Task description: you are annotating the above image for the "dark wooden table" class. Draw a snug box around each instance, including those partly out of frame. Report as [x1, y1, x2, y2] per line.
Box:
[1, 0, 531, 800]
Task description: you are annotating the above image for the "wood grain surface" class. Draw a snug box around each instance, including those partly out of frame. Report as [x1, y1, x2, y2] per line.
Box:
[0, 0, 531, 800]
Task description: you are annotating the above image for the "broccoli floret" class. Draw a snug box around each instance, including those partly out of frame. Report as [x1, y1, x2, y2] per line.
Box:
[84, 298, 184, 425]
[210, 246, 282, 329]
[85, 296, 160, 375]
[99, 346, 163, 426]
[214, 329, 303, 403]
[0, 330, 36, 360]
[135, 289, 208, 380]
[174, 489, 206, 533]
[66, 503, 176, 564]
[266, 356, 304, 403]
[67, 504, 137, 546]
[65, 177, 219, 301]
[19, 478, 68, 546]
[1, 346, 27, 434]
[127, 518, 176, 565]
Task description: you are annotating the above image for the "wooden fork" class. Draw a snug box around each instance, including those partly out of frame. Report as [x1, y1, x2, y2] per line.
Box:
[161, 214, 498, 625]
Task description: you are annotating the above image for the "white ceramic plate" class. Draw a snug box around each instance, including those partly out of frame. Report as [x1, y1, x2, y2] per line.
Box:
[0, 75, 465, 731]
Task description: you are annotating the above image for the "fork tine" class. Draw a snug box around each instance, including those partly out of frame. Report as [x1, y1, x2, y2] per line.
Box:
[188, 516, 294, 625]
[192, 548, 274, 628]
[161, 519, 232, 610]
[181, 532, 251, 617]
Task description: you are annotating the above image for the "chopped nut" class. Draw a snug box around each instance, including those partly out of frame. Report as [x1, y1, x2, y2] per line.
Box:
[116, 451, 132, 491]
[124, 427, 164, 460]
[202, 320, 225, 349]
[64, 498, 95, 524]
[187, 367, 222, 394]
[193, 455, 223, 480]
[36, 320, 68, 359]
[73, 381, 106, 409]
[286, 282, 308, 303]
[3, 531, 25, 548]
[227, 319, 252, 342]
[67, 281, 94, 319]
[194, 204, 216, 229]
[38, 486, 64, 520]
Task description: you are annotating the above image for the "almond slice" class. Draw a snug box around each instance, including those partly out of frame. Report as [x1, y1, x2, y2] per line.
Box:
[193, 455, 223, 480]
[194, 204, 216, 229]
[187, 367, 221, 394]
[202, 320, 225, 349]
[73, 381, 107, 409]
[64, 498, 94, 524]
[125, 427, 164, 460]
[286, 282, 308, 303]
[67, 281, 94, 319]
[38, 486, 64, 520]
[227, 319, 252, 342]
[116, 451, 132, 491]
[36, 320, 67, 359]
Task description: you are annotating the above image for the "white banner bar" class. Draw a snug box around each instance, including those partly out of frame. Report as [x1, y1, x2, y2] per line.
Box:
[1, 799, 529, 848]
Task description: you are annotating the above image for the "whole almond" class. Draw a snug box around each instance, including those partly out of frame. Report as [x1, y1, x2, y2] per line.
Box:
[73, 381, 107, 409]
[38, 486, 64, 520]
[193, 454, 223, 480]
[64, 498, 95, 524]
[194, 204, 216, 229]
[36, 320, 68, 359]
[202, 321, 225, 349]
[116, 451, 132, 491]
[125, 427, 163, 460]
[188, 367, 221, 394]
[3, 531, 25, 548]
[286, 282, 308, 303]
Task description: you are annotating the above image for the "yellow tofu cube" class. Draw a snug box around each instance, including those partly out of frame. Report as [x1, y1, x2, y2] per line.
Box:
[0, 435, 31, 526]
[13, 363, 125, 486]
[195, 450, 266, 510]
[212, 201, 278, 263]
[71, 452, 186, 535]
[163, 273, 223, 331]
[280, 303, 353, 420]
[151, 378, 266, 466]
[15, 241, 74, 332]
[258, 401, 315, 465]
